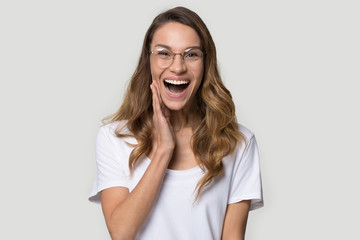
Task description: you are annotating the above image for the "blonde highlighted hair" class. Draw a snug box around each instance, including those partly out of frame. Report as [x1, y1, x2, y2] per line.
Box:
[104, 7, 245, 199]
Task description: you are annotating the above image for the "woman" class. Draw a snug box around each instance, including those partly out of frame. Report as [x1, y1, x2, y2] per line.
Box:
[89, 6, 263, 240]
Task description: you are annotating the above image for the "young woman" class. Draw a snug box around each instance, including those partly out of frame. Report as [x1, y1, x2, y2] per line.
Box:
[89, 7, 263, 240]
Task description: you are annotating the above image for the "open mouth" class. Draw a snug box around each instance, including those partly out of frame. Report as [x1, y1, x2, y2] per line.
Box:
[163, 79, 190, 94]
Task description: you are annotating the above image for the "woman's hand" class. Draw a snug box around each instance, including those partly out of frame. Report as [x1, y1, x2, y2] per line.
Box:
[101, 83, 176, 239]
[150, 81, 175, 151]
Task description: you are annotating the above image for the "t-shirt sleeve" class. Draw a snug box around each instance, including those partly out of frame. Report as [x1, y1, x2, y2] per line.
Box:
[228, 136, 264, 211]
[88, 126, 130, 204]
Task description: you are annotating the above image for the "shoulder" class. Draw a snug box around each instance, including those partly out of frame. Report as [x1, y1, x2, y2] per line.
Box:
[95, 121, 136, 172]
[97, 121, 137, 148]
[237, 123, 255, 142]
[98, 121, 133, 139]
[231, 123, 259, 160]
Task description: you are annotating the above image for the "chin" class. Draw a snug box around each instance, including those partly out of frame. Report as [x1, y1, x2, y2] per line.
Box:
[162, 100, 187, 111]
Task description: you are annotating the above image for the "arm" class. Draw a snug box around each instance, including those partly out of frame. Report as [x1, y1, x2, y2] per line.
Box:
[221, 200, 251, 240]
[101, 148, 172, 240]
[101, 82, 175, 240]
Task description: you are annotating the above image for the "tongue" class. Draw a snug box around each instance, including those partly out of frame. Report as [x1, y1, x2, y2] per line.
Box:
[168, 84, 187, 93]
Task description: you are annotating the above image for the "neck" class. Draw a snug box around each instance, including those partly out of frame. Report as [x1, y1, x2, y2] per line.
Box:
[169, 105, 201, 132]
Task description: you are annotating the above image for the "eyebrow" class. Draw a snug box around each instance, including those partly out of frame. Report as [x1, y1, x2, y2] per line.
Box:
[154, 44, 202, 51]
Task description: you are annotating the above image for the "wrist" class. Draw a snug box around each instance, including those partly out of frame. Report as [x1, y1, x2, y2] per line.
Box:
[157, 139, 175, 151]
[154, 145, 174, 160]
[157, 144, 174, 154]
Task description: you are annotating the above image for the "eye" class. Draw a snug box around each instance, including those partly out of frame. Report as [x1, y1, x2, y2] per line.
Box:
[186, 52, 199, 57]
[158, 51, 170, 56]
[155, 49, 172, 59]
[184, 49, 202, 60]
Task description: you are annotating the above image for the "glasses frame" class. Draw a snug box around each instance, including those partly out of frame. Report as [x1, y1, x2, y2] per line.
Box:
[149, 46, 206, 68]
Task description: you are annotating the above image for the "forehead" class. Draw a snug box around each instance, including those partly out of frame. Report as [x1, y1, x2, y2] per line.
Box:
[151, 22, 201, 50]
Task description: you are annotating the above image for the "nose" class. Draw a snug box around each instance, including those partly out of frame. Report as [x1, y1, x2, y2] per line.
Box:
[169, 54, 187, 73]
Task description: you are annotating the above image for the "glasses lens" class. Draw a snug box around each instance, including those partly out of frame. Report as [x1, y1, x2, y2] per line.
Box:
[153, 48, 173, 68]
[184, 49, 203, 62]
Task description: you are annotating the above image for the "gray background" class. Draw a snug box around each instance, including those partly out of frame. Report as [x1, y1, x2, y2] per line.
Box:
[1, 0, 359, 239]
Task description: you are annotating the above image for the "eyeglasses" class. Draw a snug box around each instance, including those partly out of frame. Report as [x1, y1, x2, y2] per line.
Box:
[149, 46, 205, 68]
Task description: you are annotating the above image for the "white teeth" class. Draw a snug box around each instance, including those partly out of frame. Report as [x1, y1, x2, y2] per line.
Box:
[164, 79, 189, 85]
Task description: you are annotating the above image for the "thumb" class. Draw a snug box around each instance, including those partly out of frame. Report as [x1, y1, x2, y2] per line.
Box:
[163, 107, 171, 122]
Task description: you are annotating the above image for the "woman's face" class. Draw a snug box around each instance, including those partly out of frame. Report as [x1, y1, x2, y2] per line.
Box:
[149, 22, 204, 112]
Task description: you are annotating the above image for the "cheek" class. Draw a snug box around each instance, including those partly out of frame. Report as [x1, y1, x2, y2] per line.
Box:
[194, 69, 204, 89]
[150, 61, 163, 82]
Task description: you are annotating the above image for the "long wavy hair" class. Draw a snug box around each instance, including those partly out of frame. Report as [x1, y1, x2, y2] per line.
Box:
[104, 6, 245, 199]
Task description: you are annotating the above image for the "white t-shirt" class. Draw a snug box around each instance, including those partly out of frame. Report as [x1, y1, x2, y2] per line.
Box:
[89, 121, 263, 240]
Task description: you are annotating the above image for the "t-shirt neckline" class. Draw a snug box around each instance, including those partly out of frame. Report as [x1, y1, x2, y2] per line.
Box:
[143, 156, 203, 176]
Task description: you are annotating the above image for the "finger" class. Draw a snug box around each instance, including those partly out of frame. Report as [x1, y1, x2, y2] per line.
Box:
[164, 107, 171, 122]
[153, 81, 168, 115]
[153, 82, 164, 114]
[155, 81, 162, 103]
[150, 84, 158, 115]
[152, 81, 162, 105]
[151, 83, 162, 117]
